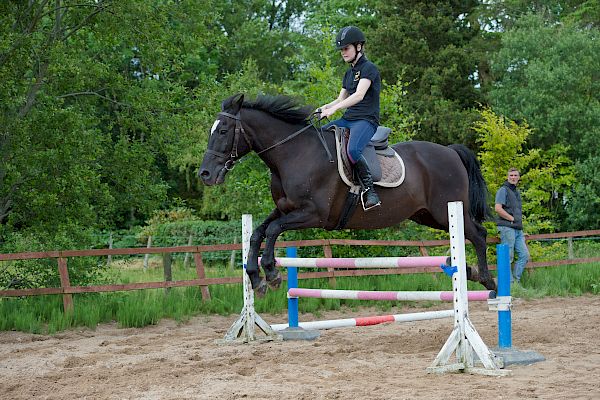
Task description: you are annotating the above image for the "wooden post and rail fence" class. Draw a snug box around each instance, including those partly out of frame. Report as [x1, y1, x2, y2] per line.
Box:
[1, 230, 599, 313]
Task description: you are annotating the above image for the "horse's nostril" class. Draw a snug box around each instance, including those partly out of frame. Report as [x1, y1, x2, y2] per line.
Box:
[199, 169, 210, 179]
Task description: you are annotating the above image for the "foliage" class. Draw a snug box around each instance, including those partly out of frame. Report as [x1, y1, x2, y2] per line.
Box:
[487, 12, 600, 230]
[477, 0, 600, 30]
[0, 230, 108, 290]
[139, 207, 199, 239]
[475, 108, 530, 191]
[380, 79, 416, 142]
[564, 156, 600, 230]
[475, 108, 575, 233]
[279, 221, 441, 258]
[370, 0, 487, 147]
[2, 0, 600, 256]
[0, 1, 222, 245]
[489, 13, 600, 157]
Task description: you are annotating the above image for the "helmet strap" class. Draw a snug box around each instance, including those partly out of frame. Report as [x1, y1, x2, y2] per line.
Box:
[349, 43, 363, 65]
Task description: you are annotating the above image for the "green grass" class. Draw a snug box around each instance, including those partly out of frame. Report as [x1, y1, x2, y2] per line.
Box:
[1, 258, 599, 334]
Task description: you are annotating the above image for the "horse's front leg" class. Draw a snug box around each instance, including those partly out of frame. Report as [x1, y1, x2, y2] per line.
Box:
[246, 209, 282, 291]
[257, 209, 321, 297]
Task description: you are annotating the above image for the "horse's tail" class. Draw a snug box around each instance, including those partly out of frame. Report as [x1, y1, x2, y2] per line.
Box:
[448, 144, 492, 223]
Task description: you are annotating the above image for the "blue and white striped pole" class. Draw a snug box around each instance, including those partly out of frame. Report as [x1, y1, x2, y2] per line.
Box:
[497, 244, 512, 348]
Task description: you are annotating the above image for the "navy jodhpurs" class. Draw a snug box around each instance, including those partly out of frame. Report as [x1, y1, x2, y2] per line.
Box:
[324, 118, 377, 163]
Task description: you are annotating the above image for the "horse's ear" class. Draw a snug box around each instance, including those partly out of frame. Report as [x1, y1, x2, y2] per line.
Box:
[231, 93, 244, 113]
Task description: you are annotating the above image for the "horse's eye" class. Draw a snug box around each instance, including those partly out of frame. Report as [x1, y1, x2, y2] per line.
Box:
[219, 129, 228, 135]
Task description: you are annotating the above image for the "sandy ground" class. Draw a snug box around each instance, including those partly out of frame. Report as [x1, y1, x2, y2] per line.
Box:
[1, 295, 599, 400]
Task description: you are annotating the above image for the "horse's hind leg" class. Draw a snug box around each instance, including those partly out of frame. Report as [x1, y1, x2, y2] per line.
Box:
[247, 209, 282, 292]
[465, 219, 497, 292]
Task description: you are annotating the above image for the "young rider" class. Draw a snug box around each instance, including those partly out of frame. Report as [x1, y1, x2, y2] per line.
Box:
[318, 26, 382, 210]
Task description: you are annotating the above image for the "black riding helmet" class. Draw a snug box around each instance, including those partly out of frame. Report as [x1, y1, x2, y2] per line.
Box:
[335, 26, 366, 49]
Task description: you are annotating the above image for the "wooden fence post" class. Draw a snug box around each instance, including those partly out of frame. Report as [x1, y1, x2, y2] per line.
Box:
[323, 243, 336, 288]
[163, 253, 172, 293]
[568, 237, 574, 259]
[107, 232, 113, 266]
[183, 234, 194, 268]
[194, 252, 211, 300]
[229, 236, 237, 271]
[57, 257, 74, 313]
[143, 235, 152, 271]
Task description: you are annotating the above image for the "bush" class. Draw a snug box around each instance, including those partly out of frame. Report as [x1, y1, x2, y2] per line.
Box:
[0, 229, 109, 290]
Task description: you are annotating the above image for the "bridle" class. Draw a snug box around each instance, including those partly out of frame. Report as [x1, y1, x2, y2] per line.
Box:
[204, 111, 251, 171]
[208, 109, 334, 172]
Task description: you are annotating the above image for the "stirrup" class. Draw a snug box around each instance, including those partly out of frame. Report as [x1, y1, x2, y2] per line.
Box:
[360, 188, 381, 211]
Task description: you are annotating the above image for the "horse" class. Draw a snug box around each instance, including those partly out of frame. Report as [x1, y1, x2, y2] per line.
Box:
[199, 93, 496, 296]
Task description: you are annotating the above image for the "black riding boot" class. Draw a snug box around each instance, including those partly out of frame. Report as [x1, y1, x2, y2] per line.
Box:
[354, 155, 381, 210]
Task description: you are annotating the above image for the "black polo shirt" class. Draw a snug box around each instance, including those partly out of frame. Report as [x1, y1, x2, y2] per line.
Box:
[341, 55, 381, 126]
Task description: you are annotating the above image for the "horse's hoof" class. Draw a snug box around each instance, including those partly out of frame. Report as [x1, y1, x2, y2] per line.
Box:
[254, 280, 268, 298]
[266, 270, 282, 289]
[486, 278, 498, 292]
[479, 275, 497, 291]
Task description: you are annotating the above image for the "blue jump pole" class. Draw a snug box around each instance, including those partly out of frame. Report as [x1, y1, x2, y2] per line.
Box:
[496, 244, 512, 348]
[279, 246, 319, 340]
[493, 244, 545, 365]
[286, 246, 299, 328]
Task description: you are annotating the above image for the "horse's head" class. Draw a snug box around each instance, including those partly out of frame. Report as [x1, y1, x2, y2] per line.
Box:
[198, 93, 251, 185]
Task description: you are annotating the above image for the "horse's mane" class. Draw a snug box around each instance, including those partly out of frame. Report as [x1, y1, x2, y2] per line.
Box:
[225, 94, 313, 124]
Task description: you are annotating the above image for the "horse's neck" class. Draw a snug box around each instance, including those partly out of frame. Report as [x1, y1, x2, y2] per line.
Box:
[244, 109, 315, 152]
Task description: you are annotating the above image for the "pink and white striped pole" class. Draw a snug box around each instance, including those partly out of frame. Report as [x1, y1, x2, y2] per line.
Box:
[288, 288, 494, 302]
[271, 309, 455, 331]
[272, 256, 447, 269]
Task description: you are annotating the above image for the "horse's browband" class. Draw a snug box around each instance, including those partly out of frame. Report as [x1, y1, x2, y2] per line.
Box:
[219, 111, 240, 120]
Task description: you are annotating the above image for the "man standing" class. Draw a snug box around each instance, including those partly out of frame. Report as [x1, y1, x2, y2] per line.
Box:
[495, 168, 530, 284]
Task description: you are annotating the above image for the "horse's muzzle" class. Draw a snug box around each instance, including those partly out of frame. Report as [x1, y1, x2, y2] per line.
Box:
[198, 166, 227, 185]
[198, 168, 214, 185]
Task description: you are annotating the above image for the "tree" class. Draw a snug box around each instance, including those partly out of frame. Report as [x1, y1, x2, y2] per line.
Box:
[211, 0, 310, 83]
[0, 0, 224, 247]
[477, 0, 600, 30]
[475, 108, 575, 233]
[370, 0, 487, 147]
[488, 13, 600, 229]
[489, 14, 600, 155]
[564, 156, 600, 230]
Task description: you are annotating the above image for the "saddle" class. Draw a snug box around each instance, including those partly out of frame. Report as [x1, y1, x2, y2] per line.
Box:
[332, 126, 405, 188]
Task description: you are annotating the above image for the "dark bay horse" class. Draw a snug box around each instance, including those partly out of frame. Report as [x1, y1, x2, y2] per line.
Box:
[199, 94, 496, 295]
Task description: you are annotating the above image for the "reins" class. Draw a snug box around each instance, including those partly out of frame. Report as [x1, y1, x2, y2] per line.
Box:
[218, 110, 334, 168]
[255, 124, 314, 156]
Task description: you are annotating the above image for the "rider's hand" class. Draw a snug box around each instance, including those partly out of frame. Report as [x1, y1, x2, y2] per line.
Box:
[319, 107, 336, 119]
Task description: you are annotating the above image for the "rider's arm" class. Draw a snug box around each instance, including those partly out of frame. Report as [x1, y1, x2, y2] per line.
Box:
[320, 79, 372, 118]
[321, 88, 349, 110]
[495, 203, 514, 222]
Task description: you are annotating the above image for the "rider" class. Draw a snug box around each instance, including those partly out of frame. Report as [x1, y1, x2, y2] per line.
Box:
[318, 26, 381, 210]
